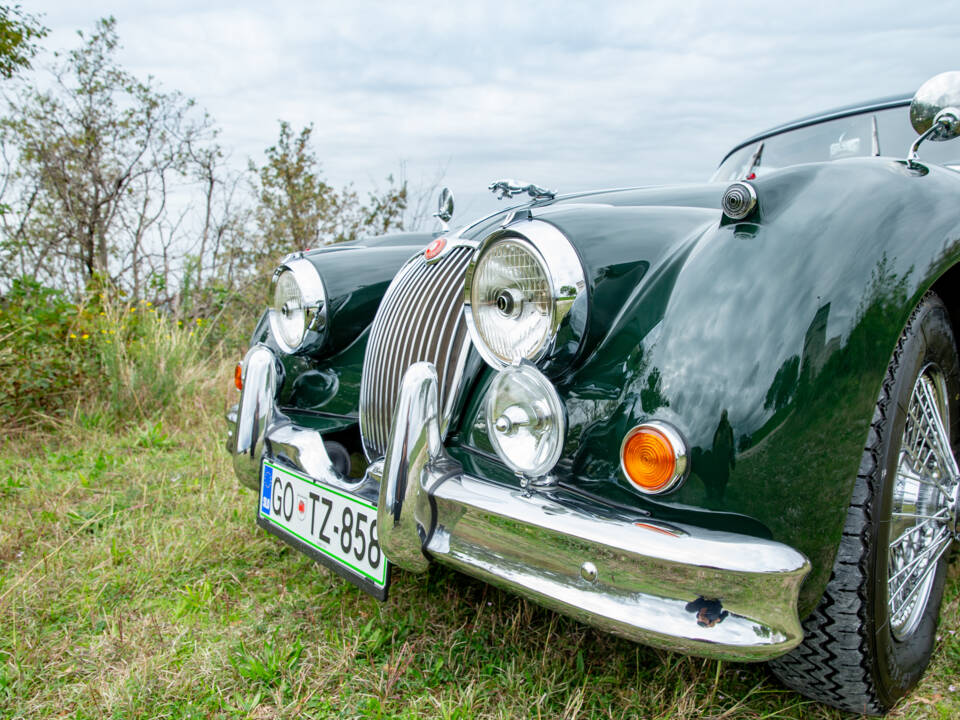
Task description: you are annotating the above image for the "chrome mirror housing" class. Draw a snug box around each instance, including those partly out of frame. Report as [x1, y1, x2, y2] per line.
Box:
[433, 187, 455, 230]
[907, 71, 960, 164]
[911, 71, 960, 138]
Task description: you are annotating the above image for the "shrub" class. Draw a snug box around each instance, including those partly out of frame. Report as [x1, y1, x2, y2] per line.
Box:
[94, 298, 217, 420]
[0, 279, 94, 426]
[0, 279, 224, 429]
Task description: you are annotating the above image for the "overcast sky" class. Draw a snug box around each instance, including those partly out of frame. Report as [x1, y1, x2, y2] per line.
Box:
[34, 1, 960, 224]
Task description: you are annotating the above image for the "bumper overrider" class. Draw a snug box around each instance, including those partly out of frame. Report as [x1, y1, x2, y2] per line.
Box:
[229, 344, 811, 661]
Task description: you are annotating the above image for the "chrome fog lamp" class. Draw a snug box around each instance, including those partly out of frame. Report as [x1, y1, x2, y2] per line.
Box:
[268, 257, 328, 354]
[465, 220, 586, 370]
[485, 363, 565, 478]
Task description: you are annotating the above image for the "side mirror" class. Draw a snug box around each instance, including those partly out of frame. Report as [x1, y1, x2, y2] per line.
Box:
[908, 71, 960, 163]
[433, 187, 454, 230]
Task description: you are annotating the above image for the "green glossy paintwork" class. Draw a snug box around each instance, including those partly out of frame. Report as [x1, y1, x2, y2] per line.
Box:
[303, 244, 422, 355]
[253, 161, 960, 617]
[529, 159, 960, 615]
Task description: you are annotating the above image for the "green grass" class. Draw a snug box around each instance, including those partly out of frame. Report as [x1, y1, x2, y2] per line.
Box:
[0, 405, 958, 719]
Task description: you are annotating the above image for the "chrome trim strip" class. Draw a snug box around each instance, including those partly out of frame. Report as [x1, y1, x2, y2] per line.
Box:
[380, 259, 433, 451]
[440, 320, 472, 435]
[429, 250, 473, 434]
[361, 258, 425, 455]
[376, 259, 431, 453]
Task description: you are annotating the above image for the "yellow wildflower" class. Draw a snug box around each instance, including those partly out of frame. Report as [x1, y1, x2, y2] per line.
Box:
[146, 301, 152, 307]
[109, 329, 116, 335]
[130, 307, 137, 313]
[81, 334, 89, 340]
[99, 311, 106, 316]
[69, 333, 77, 339]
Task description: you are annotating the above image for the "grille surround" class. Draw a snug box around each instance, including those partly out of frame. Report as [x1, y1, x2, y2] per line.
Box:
[359, 244, 474, 460]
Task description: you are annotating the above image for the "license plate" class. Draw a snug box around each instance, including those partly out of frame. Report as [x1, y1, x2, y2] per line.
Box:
[257, 460, 389, 600]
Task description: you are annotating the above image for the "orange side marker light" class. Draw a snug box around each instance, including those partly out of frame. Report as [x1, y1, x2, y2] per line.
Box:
[620, 422, 687, 494]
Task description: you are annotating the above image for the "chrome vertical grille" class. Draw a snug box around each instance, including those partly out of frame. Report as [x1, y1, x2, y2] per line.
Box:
[359, 245, 474, 459]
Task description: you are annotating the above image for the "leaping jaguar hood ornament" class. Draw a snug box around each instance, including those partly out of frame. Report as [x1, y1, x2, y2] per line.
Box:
[488, 178, 556, 200]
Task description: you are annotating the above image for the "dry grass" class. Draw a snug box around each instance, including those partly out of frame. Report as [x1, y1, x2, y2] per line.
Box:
[0, 382, 958, 719]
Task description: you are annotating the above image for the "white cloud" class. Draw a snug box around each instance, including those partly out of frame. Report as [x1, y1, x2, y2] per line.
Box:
[33, 1, 960, 221]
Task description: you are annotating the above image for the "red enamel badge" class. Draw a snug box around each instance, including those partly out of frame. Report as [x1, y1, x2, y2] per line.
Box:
[425, 236, 446, 260]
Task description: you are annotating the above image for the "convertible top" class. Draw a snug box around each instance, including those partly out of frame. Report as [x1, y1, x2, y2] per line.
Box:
[719, 93, 912, 166]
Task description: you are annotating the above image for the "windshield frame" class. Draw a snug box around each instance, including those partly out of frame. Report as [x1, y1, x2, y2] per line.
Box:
[714, 96, 911, 180]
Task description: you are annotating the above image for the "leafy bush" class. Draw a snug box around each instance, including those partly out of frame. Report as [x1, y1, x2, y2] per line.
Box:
[0, 279, 94, 426]
[0, 278, 223, 429]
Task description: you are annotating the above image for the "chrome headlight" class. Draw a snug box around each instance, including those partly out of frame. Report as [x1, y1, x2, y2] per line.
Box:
[268, 257, 327, 354]
[464, 219, 586, 370]
[486, 363, 565, 478]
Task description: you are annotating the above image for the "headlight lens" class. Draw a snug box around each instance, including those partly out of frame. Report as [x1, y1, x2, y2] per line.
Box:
[470, 240, 552, 364]
[465, 220, 587, 372]
[485, 363, 564, 478]
[272, 270, 305, 348]
[268, 258, 327, 354]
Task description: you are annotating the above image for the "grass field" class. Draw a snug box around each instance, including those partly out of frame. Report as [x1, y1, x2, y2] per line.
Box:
[1, 395, 958, 719]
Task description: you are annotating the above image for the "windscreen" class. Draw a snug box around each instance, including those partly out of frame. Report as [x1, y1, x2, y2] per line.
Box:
[712, 106, 960, 182]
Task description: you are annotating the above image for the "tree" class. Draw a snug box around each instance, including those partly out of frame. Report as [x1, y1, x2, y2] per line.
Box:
[252, 121, 408, 257]
[0, 17, 216, 297]
[253, 121, 334, 253]
[0, 4, 47, 79]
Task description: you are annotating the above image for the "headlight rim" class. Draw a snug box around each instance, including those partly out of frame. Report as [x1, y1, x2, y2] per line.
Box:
[464, 219, 587, 372]
[268, 257, 328, 355]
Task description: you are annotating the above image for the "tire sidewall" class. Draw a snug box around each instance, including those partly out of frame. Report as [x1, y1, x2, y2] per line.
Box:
[869, 298, 958, 706]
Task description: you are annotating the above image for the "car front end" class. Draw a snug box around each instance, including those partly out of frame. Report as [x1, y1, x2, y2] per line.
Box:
[226, 199, 811, 662]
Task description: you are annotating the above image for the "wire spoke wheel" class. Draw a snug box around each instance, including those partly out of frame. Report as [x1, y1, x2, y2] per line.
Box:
[888, 363, 959, 639]
[770, 293, 959, 714]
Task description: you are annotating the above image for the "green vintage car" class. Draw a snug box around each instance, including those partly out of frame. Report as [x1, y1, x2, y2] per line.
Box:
[227, 72, 960, 714]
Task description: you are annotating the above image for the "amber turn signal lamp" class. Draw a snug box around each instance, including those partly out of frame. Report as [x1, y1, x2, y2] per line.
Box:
[234, 362, 243, 391]
[620, 421, 688, 495]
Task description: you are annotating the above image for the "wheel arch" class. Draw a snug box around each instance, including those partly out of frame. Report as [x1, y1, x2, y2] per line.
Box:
[929, 262, 960, 358]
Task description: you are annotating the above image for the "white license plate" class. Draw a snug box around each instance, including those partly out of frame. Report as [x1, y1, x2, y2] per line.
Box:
[258, 460, 388, 598]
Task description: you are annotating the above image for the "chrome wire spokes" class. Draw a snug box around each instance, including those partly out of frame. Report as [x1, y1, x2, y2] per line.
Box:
[888, 364, 959, 639]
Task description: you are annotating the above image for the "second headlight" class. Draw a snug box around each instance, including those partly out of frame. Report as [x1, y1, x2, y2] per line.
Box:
[268, 257, 328, 354]
[464, 219, 587, 370]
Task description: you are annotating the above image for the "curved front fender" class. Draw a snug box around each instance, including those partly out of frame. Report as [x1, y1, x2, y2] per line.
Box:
[558, 159, 960, 614]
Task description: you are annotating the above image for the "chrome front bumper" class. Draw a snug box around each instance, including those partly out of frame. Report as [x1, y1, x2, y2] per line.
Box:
[229, 345, 811, 662]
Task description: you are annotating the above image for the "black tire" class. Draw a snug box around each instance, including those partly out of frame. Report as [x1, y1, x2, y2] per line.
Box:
[769, 292, 960, 715]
